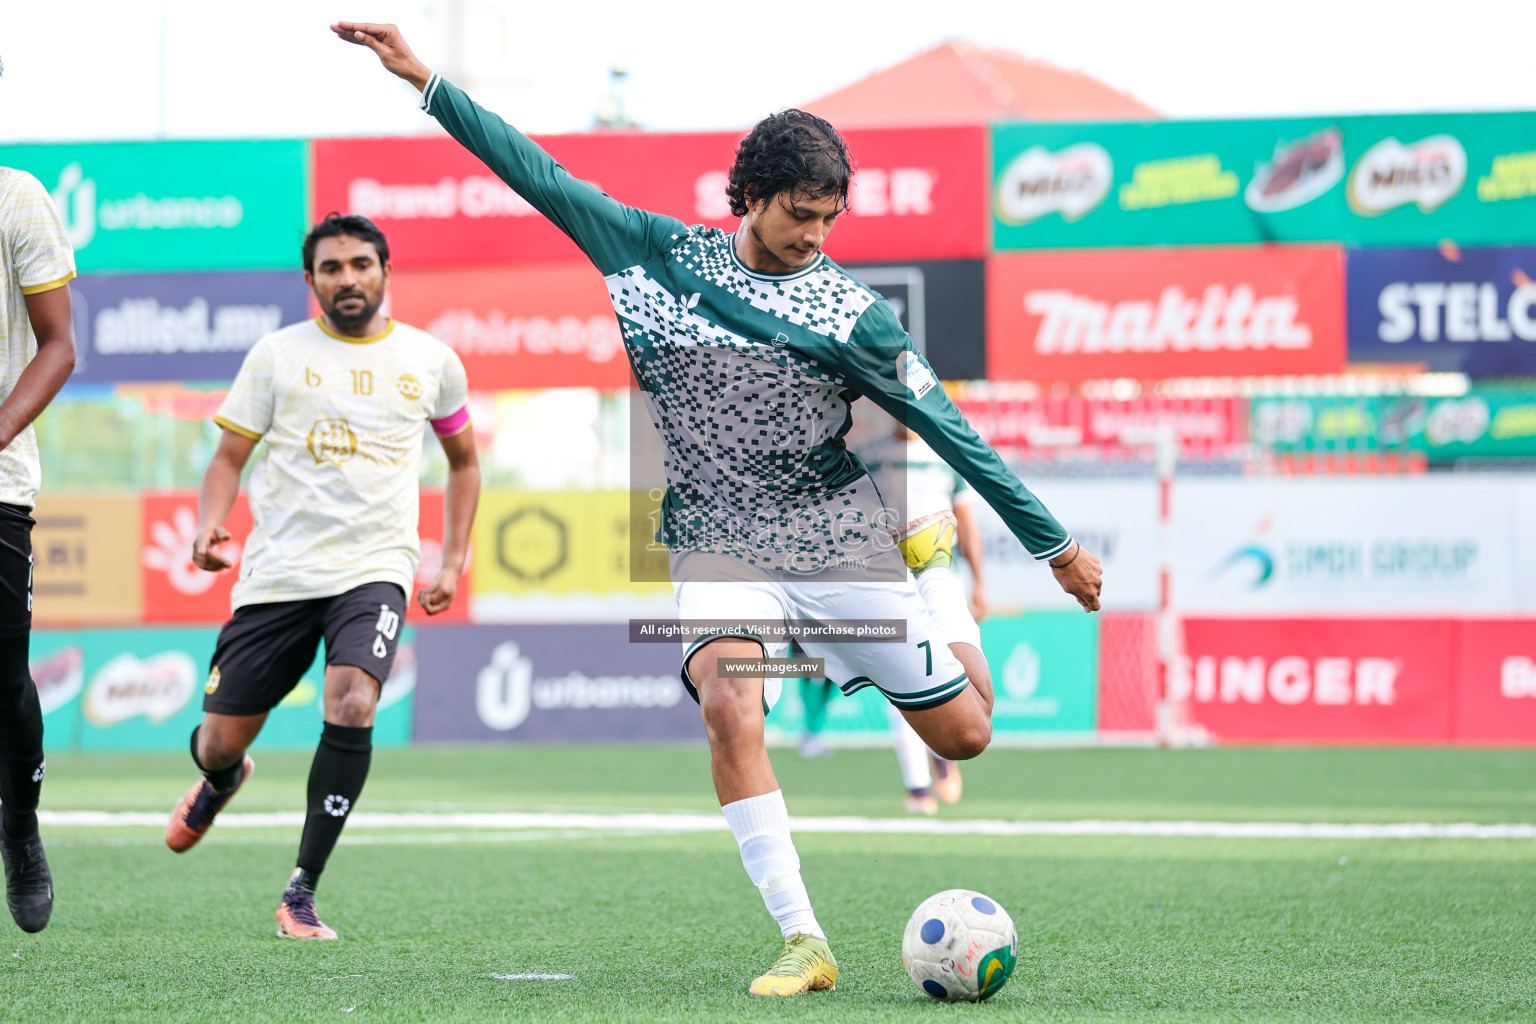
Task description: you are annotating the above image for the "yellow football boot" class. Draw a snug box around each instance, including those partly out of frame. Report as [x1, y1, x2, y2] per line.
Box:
[896, 511, 958, 574]
[748, 934, 839, 996]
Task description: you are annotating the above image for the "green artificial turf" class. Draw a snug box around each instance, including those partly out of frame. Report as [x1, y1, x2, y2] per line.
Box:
[3, 745, 1534, 1022]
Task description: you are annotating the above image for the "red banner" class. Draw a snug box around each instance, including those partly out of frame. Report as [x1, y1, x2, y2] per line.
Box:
[388, 264, 628, 390]
[409, 489, 470, 625]
[141, 494, 253, 623]
[1453, 620, 1536, 742]
[141, 492, 468, 625]
[1172, 618, 1455, 742]
[987, 247, 1347, 383]
[953, 394, 1246, 455]
[313, 126, 986, 268]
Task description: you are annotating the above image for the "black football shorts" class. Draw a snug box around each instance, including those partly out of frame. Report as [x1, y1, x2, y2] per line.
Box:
[202, 581, 407, 716]
[0, 503, 34, 638]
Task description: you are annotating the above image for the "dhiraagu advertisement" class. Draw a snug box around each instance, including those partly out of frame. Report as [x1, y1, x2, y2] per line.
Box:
[3, 140, 308, 272]
[74, 627, 414, 752]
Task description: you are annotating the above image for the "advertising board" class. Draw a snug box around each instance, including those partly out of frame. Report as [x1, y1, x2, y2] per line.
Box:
[987, 247, 1346, 382]
[1174, 476, 1520, 615]
[1174, 618, 1455, 742]
[314, 125, 987, 267]
[69, 271, 310, 383]
[413, 625, 702, 742]
[6, 140, 307, 271]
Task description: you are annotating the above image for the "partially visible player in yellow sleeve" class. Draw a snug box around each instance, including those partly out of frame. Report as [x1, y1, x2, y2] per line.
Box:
[0, 59, 80, 933]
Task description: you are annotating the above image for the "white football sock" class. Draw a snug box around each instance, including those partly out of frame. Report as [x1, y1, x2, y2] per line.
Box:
[887, 703, 933, 790]
[916, 565, 982, 650]
[720, 790, 825, 940]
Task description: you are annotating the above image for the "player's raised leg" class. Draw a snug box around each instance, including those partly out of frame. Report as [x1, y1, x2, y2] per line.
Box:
[684, 632, 838, 997]
[165, 712, 262, 852]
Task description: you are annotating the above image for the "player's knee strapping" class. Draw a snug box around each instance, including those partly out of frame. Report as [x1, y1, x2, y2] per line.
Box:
[296, 723, 373, 879]
[0, 636, 44, 840]
[188, 725, 245, 793]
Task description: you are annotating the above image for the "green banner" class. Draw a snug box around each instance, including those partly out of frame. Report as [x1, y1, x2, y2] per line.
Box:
[992, 112, 1536, 249]
[1250, 388, 1536, 459]
[32, 632, 85, 753]
[982, 613, 1099, 735]
[765, 613, 1099, 744]
[72, 626, 414, 752]
[3, 140, 308, 272]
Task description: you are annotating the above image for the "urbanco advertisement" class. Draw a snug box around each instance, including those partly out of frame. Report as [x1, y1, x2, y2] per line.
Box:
[6, 140, 308, 272]
[413, 625, 703, 742]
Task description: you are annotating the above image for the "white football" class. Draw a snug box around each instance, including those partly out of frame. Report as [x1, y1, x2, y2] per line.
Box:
[901, 888, 1018, 1002]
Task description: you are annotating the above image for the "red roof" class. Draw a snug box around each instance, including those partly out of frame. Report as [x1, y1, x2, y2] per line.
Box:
[803, 40, 1160, 127]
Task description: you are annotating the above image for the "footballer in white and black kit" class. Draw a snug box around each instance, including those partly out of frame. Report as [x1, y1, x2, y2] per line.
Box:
[0, 160, 79, 935]
[164, 214, 481, 940]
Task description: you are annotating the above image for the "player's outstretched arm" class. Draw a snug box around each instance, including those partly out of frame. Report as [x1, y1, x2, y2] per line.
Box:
[332, 21, 680, 276]
[418, 427, 480, 615]
[834, 305, 1103, 611]
[193, 429, 257, 573]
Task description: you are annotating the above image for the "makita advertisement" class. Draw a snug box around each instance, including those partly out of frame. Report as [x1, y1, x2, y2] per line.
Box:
[1174, 476, 1521, 615]
[313, 125, 987, 267]
[70, 271, 311, 382]
[413, 625, 704, 742]
[1174, 618, 1456, 743]
[987, 247, 1346, 382]
[1346, 247, 1536, 375]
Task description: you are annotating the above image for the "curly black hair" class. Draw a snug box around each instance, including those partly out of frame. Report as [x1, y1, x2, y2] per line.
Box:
[725, 109, 853, 218]
[302, 212, 390, 273]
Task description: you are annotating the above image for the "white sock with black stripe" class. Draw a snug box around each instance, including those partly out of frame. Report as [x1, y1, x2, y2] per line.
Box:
[721, 790, 825, 940]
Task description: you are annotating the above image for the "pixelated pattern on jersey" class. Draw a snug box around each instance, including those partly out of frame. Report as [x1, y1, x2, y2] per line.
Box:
[605, 233, 899, 577]
[671, 228, 878, 344]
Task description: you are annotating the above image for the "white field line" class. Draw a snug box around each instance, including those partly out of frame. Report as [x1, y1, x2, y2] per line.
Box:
[36, 809, 1536, 840]
[491, 974, 574, 981]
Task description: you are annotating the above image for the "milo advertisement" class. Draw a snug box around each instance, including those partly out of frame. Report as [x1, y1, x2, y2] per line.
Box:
[3, 140, 308, 272]
[67, 627, 415, 752]
[992, 112, 1536, 249]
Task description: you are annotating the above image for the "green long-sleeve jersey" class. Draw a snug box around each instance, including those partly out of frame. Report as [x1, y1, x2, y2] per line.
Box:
[420, 75, 1072, 576]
